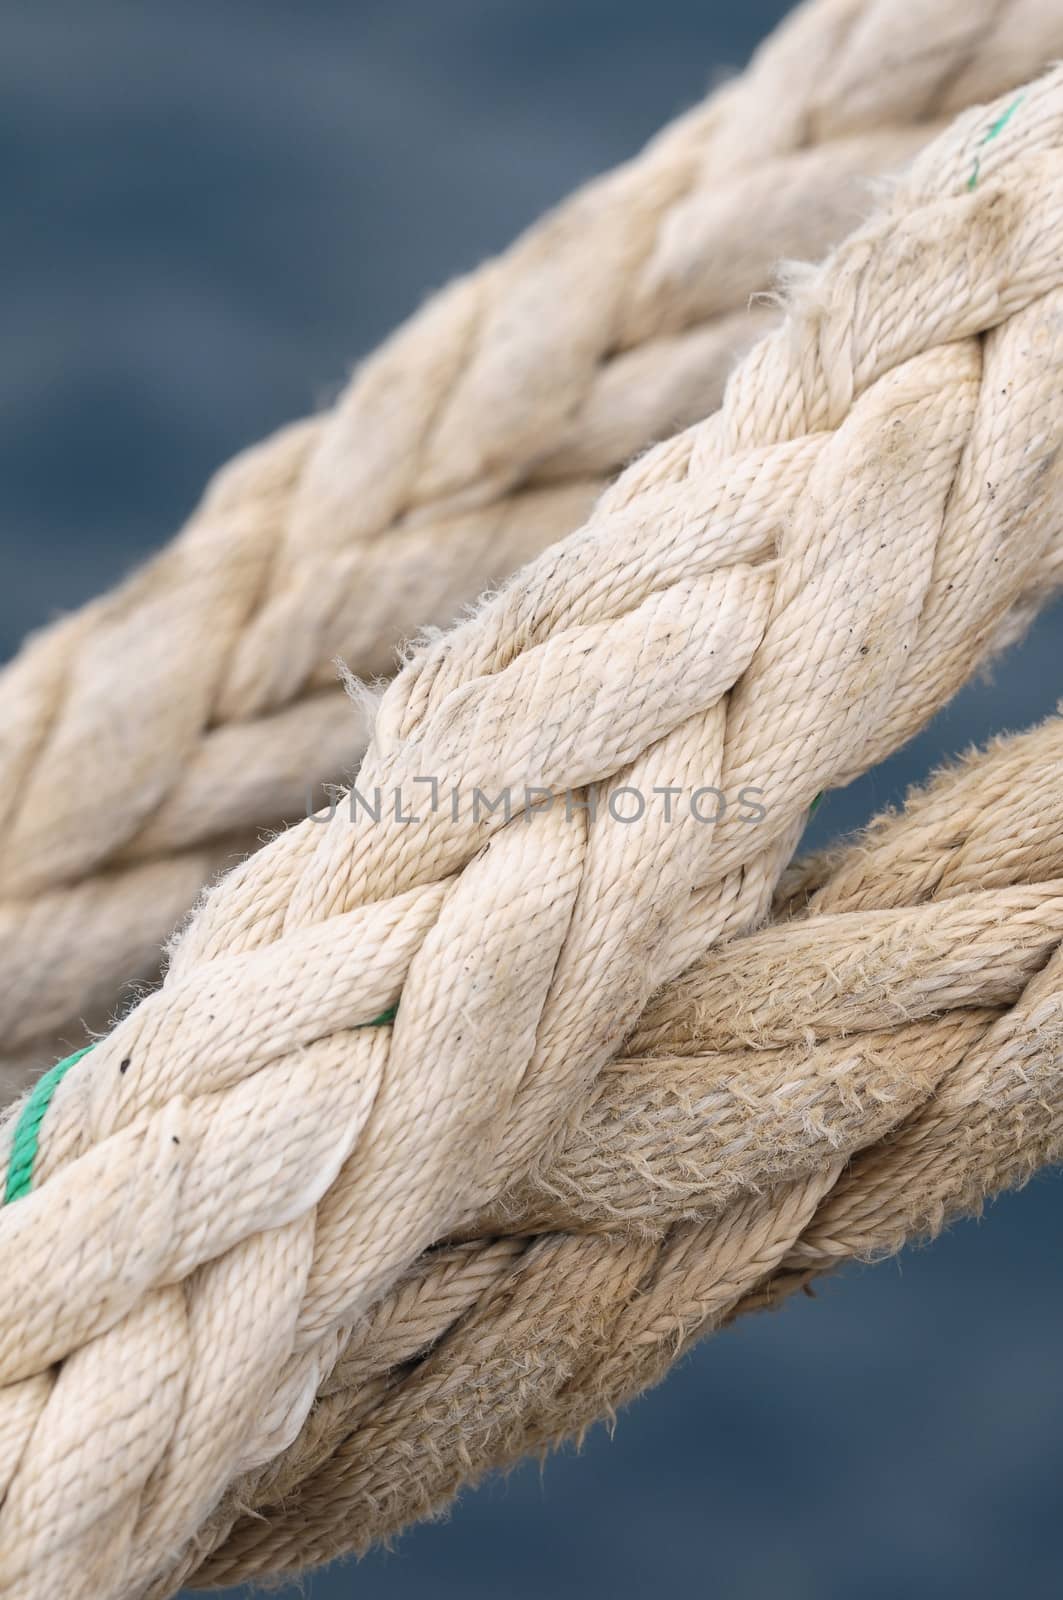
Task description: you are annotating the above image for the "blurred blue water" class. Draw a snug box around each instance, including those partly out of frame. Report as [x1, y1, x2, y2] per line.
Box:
[1, 4, 1060, 1596]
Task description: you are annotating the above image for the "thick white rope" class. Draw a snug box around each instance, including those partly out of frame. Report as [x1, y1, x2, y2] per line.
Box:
[1, 68, 1063, 1599]
[4, 0, 1063, 1089]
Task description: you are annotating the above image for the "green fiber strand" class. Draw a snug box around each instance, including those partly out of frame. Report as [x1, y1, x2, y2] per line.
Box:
[3, 1044, 94, 1205]
[968, 92, 1025, 190]
[363, 1004, 398, 1028]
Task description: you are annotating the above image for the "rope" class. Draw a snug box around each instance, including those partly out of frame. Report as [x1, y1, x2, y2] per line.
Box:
[154, 713, 1063, 1590]
[1, 1047, 92, 1205]
[4, 0, 1063, 1093]
[1, 67, 1063, 1598]
[1, 1018, 403, 1206]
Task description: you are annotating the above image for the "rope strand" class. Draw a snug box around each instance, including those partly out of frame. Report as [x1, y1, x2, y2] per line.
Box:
[5, 0, 1063, 1093]
[2, 68, 1063, 1599]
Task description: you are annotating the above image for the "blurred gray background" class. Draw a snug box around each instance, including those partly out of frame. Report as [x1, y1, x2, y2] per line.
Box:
[2, 3, 1060, 1597]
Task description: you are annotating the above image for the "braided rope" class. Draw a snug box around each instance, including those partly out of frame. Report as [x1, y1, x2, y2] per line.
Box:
[159, 714, 1063, 1589]
[1, 69, 1063, 1598]
[5, 0, 1063, 1089]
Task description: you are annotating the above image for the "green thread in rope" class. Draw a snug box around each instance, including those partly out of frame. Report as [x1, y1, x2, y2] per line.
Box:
[365, 1004, 398, 1028]
[967, 92, 1025, 191]
[809, 791, 824, 816]
[3, 1044, 94, 1205]
[1, 1002, 398, 1207]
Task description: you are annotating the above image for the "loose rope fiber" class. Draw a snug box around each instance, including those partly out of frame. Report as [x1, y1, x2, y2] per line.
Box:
[5, 0, 1063, 1094]
[1, 69, 1063, 1599]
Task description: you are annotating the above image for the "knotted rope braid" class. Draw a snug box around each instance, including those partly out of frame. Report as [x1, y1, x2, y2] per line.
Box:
[4, 0, 1063, 1090]
[147, 712, 1063, 1592]
[2, 68, 1063, 1600]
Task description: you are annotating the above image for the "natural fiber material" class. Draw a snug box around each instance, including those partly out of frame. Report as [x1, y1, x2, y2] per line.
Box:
[5, 0, 1063, 1093]
[151, 714, 1063, 1592]
[2, 1047, 92, 1206]
[90, 713, 1063, 1593]
[2, 69, 1063, 1599]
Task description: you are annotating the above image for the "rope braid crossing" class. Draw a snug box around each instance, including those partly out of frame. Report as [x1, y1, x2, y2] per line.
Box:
[3, 65, 1063, 1600]
[90, 713, 1063, 1591]
[4, 0, 1063, 1093]
[2, 75, 1063, 1600]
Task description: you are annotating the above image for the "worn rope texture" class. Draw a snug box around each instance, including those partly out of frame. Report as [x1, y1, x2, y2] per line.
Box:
[4, 0, 1063, 1093]
[1, 71, 1062, 1599]
[157, 713, 1063, 1593]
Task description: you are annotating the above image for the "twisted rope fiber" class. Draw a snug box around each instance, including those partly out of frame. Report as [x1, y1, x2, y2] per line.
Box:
[5, 0, 1063, 1089]
[3, 69, 1063, 1599]
[2, 1046, 92, 1206]
[129, 713, 1063, 1590]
